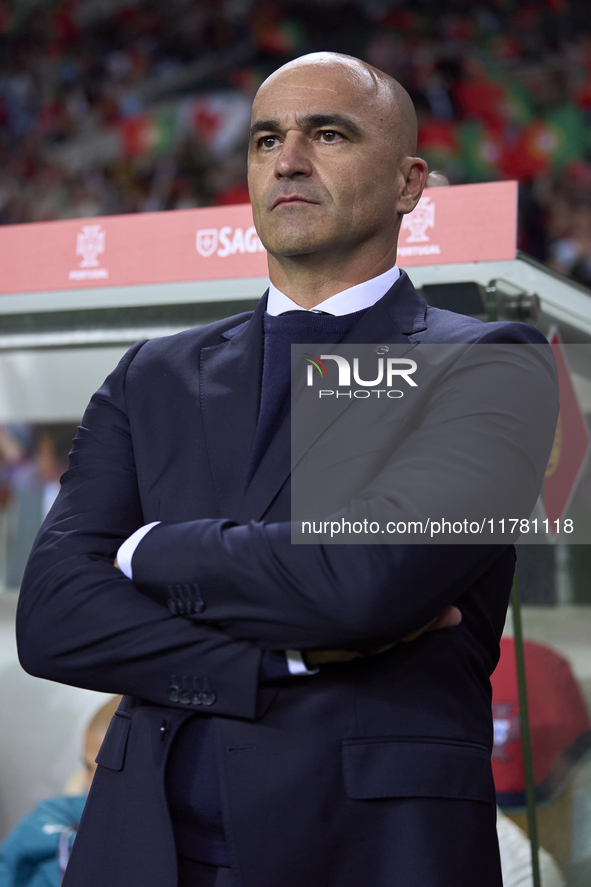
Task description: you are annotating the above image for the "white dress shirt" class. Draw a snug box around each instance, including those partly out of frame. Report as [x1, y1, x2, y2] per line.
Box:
[266, 264, 400, 316]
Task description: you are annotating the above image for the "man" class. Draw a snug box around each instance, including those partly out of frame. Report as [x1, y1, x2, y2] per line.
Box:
[17, 53, 558, 887]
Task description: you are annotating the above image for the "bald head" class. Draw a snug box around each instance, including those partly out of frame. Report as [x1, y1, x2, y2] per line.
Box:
[247, 51, 427, 301]
[254, 52, 418, 159]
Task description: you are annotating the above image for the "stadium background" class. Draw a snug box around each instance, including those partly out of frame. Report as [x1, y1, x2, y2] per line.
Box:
[1, 0, 591, 287]
[1, 4, 591, 885]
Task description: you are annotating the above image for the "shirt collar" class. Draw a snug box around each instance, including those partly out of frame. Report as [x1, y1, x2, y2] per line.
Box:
[266, 265, 401, 316]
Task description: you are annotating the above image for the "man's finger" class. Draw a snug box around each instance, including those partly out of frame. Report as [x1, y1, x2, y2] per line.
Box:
[308, 607, 463, 661]
[400, 605, 462, 643]
[427, 605, 462, 631]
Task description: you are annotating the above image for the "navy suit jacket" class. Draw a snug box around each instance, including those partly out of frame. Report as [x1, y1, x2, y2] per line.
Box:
[17, 273, 558, 887]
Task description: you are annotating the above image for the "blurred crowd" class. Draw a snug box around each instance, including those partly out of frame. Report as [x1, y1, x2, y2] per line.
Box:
[2, 0, 591, 282]
[0, 423, 76, 591]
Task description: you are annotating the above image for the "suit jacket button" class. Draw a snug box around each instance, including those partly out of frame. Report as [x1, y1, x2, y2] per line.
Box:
[199, 691, 216, 706]
[167, 599, 178, 615]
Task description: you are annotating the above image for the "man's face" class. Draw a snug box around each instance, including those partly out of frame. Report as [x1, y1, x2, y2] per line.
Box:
[247, 62, 410, 264]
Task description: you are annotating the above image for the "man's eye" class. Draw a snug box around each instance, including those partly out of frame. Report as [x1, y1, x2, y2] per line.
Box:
[259, 136, 278, 149]
[320, 131, 340, 142]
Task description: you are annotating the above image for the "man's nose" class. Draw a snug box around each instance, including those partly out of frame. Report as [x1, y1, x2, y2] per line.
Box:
[274, 133, 313, 178]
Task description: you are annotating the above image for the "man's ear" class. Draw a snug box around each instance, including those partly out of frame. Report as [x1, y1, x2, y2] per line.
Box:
[396, 157, 429, 215]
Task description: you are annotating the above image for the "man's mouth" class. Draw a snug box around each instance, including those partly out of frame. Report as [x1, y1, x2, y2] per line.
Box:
[272, 195, 318, 209]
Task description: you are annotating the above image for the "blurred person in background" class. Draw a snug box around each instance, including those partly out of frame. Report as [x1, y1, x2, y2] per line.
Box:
[492, 638, 591, 885]
[497, 808, 564, 887]
[4, 424, 77, 591]
[548, 201, 591, 288]
[0, 696, 120, 887]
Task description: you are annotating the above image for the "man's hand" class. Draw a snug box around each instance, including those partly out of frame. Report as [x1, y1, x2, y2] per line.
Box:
[399, 604, 462, 643]
[306, 605, 462, 666]
[114, 557, 120, 571]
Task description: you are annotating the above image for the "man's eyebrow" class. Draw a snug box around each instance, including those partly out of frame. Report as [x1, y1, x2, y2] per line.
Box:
[249, 119, 281, 142]
[248, 114, 363, 142]
[296, 114, 363, 138]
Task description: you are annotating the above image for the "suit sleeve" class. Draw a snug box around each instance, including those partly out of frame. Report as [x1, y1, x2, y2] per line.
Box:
[128, 332, 560, 650]
[16, 342, 287, 719]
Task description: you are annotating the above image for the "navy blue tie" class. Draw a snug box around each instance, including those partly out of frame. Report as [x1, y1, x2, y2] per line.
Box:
[279, 309, 332, 315]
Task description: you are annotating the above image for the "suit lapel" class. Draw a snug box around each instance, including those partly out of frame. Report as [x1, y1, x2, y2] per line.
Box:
[238, 271, 429, 522]
[199, 297, 266, 520]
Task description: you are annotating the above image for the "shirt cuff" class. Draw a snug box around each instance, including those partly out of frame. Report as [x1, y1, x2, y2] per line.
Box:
[285, 650, 319, 676]
[116, 522, 161, 579]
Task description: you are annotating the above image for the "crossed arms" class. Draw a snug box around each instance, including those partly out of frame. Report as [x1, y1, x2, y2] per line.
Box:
[16, 330, 559, 716]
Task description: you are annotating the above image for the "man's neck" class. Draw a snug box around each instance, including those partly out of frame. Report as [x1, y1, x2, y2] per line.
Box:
[267, 247, 399, 310]
[266, 265, 401, 317]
